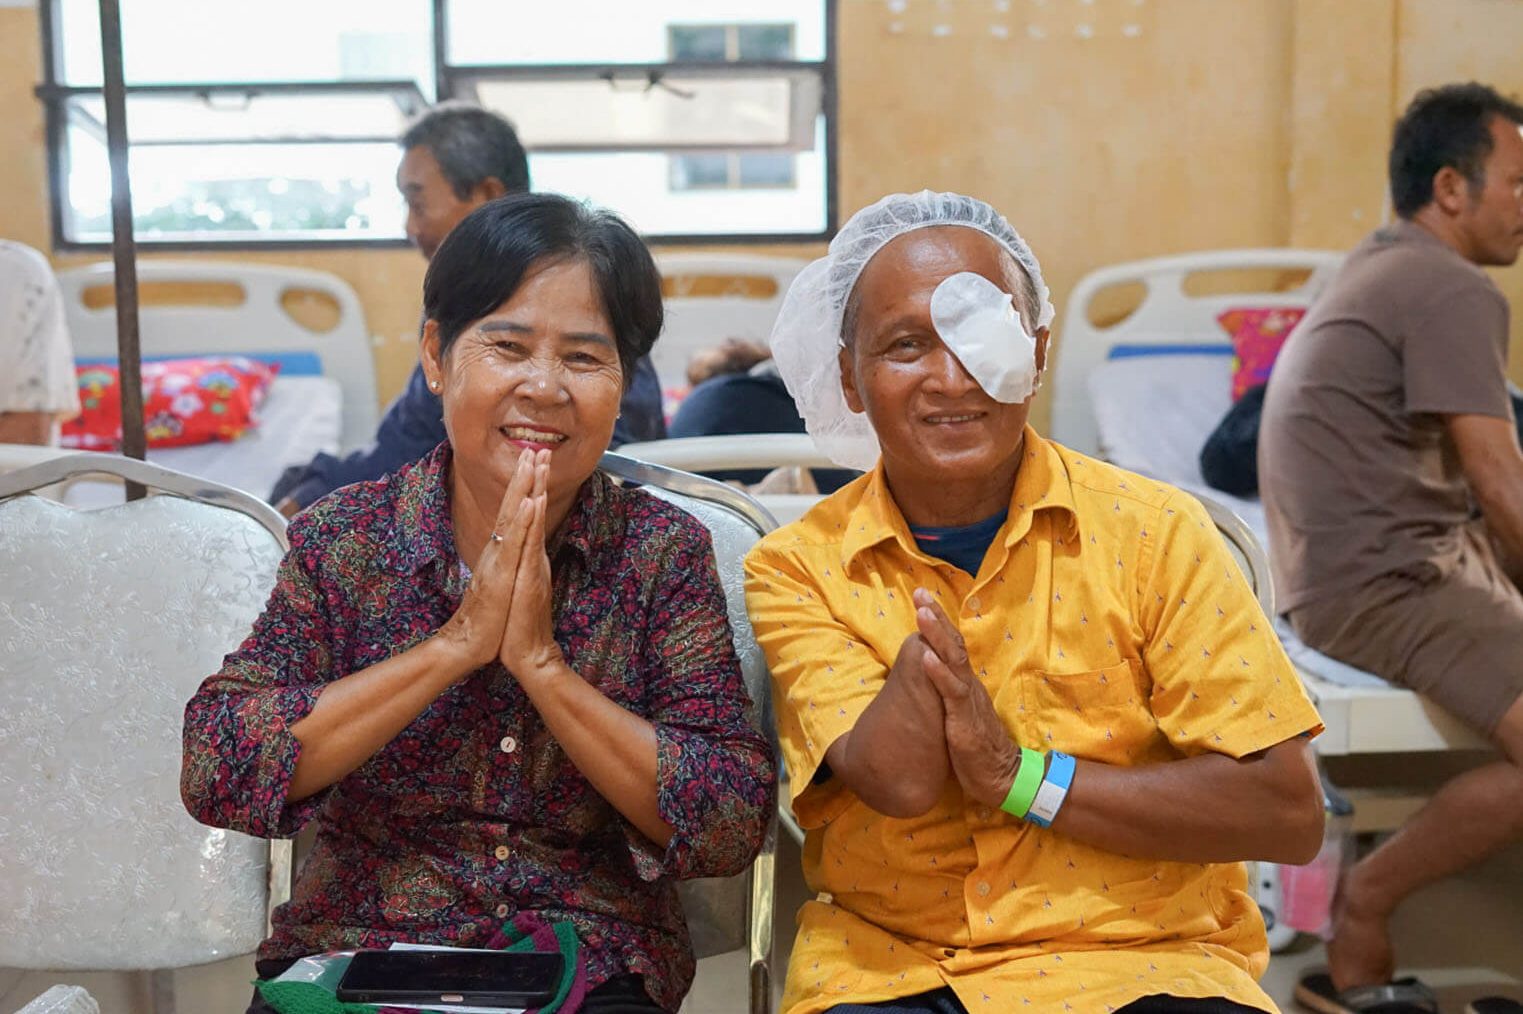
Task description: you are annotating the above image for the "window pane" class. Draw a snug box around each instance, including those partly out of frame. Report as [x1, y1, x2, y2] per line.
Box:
[447, 0, 826, 65]
[528, 116, 827, 237]
[56, 0, 434, 90]
[737, 24, 795, 60]
[471, 70, 820, 150]
[668, 25, 728, 62]
[671, 154, 731, 189]
[63, 126, 405, 242]
[68, 89, 420, 145]
[736, 152, 796, 187]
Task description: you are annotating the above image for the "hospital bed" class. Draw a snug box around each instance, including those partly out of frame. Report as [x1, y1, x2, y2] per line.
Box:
[47, 260, 378, 505]
[1048, 248, 1487, 762]
[652, 253, 807, 393]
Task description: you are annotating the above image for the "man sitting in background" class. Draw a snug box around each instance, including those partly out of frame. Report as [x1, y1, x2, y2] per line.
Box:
[271, 102, 664, 516]
[0, 239, 79, 445]
[1259, 82, 1523, 1009]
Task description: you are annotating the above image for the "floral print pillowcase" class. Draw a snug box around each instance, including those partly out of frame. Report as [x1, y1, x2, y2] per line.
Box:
[61, 355, 278, 449]
[1217, 306, 1307, 402]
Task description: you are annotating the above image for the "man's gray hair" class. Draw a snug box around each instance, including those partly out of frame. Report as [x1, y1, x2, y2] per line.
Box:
[401, 101, 530, 199]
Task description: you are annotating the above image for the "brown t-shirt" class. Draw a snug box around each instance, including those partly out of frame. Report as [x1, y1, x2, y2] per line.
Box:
[1259, 221, 1514, 612]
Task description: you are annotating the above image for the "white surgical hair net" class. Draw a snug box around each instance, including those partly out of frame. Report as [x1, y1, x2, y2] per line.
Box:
[769, 190, 1055, 471]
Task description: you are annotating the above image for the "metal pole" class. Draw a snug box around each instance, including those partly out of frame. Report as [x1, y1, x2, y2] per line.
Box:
[98, 0, 146, 499]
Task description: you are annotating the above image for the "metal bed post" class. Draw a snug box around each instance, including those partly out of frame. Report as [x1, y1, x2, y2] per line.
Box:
[97, 0, 147, 498]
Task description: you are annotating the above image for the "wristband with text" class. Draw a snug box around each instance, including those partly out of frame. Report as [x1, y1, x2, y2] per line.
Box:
[1026, 750, 1076, 828]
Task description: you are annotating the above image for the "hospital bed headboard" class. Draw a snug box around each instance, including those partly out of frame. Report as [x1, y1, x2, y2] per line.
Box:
[56, 260, 380, 451]
[653, 253, 808, 389]
[1049, 248, 1344, 456]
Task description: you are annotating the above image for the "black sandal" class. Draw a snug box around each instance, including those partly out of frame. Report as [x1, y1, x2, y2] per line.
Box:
[1294, 971, 1439, 1013]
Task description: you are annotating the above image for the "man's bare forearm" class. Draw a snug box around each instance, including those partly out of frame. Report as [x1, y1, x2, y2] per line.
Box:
[825, 640, 951, 817]
[1053, 738, 1324, 864]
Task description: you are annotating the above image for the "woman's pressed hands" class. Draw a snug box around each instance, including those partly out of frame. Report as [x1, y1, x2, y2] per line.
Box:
[913, 588, 1023, 809]
[499, 450, 565, 680]
[437, 449, 544, 671]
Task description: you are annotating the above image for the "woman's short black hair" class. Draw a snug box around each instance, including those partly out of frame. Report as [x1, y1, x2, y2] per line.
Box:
[1390, 82, 1523, 218]
[423, 193, 664, 387]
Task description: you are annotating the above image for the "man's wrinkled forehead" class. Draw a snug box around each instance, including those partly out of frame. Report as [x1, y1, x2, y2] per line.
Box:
[847, 226, 1033, 340]
[871, 225, 1013, 288]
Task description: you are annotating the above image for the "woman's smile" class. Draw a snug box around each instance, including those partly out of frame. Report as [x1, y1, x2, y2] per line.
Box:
[501, 423, 568, 450]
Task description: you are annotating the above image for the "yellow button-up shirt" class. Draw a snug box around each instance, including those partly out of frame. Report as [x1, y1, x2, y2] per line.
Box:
[743, 429, 1322, 1014]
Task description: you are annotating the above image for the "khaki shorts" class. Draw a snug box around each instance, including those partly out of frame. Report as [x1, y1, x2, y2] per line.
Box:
[1288, 524, 1523, 738]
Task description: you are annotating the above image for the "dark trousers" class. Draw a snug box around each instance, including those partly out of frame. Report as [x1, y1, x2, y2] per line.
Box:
[244, 958, 664, 1013]
[825, 986, 1263, 1014]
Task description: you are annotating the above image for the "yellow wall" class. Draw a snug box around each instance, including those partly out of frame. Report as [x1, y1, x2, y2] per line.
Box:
[2, 0, 1521, 413]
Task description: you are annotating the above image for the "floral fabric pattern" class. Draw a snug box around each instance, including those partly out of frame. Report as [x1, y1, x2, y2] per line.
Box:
[182, 442, 776, 1012]
[1217, 307, 1307, 402]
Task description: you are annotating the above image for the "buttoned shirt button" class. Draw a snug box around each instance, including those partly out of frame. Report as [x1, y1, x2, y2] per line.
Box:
[976, 880, 991, 897]
[494, 845, 510, 861]
[500, 735, 517, 754]
[967, 595, 982, 613]
[976, 806, 993, 821]
[495, 903, 511, 918]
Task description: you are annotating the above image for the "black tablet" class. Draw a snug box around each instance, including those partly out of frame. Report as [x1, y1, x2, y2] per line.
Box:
[335, 949, 564, 1008]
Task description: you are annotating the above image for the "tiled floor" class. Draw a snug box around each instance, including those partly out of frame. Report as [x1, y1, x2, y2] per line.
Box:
[6, 837, 1520, 1014]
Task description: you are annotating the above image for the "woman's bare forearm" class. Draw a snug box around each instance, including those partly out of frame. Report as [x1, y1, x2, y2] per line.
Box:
[517, 660, 673, 846]
[287, 636, 473, 801]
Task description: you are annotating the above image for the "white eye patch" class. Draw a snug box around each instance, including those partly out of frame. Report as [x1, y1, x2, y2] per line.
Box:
[928, 271, 1039, 403]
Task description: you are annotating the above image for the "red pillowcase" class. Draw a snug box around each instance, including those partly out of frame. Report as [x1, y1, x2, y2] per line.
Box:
[61, 356, 279, 450]
[1216, 307, 1307, 401]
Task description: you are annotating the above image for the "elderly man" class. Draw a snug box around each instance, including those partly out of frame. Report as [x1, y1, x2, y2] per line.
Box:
[1261, 83, 1523, 1011]
[744, 192, 1324, 1014]
[271, 102, 664, 516]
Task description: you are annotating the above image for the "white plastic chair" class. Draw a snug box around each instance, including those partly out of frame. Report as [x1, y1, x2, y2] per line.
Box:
[0, 453, 294, 1012]
[599, 450, 780, 1014]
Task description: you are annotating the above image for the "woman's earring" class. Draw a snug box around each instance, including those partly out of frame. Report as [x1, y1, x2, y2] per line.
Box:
[429, 379, 441, 391]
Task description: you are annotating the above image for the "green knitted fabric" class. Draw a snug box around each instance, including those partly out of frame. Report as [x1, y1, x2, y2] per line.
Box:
[253, 979, 449, 1014]
[504, 920, 579, 1014]
[254, 920, 581, 1014]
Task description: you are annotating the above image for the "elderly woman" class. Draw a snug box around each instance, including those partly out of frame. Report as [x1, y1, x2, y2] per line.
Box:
[744, 192, 1324, 1014]
[182, 193, 775, 1014]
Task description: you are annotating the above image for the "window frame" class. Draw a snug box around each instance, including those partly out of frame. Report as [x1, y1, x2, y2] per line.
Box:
[36, 0, 838, 252]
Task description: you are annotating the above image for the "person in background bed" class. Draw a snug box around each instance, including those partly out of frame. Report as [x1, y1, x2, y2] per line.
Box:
[669, 338, 855, 493]
[1259, 83, 1523, 1013]
[270, 102, 664, 518]
[185, 193, 775, 1014]
[0, 239, 79, 445]
[745, 190, 1324, 1014]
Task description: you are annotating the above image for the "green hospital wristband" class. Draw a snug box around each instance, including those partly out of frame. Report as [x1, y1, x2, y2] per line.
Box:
[999, 747, 1047, 819]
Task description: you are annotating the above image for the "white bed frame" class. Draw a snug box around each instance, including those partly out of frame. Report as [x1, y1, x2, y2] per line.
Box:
[652, 253, 808, 391]
[1049, 248, 1486, 758]
[1050, 248, 1344, 455]
[56, 260, 379, 451]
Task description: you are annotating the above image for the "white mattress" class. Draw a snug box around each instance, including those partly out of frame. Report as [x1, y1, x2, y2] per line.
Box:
[1086, 355, 1387, 690]
[64, 375, 343, 508]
